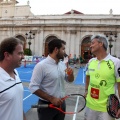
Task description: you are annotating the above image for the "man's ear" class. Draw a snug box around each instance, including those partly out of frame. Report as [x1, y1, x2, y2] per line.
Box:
[4, 52, 11, 60]
[54, 47, 58, 53]
[100, 42, 104, 47]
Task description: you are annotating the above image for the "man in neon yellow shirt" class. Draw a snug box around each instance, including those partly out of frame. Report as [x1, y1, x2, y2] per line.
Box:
[84, 34, 120, 120]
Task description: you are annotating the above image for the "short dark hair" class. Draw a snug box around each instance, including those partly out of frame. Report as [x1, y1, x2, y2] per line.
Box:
[0, 37, 23, 61]
[48, 39, 66, 54]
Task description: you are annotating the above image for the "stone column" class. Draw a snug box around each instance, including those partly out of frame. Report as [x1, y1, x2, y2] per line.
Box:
[66, 31, 71, 55]
[34, 30, 40, 56]
[75, 31, 80, 57]
[39, 29, 44, 56]
[61, 27, 65, 40]
[69, 31, 75, 58]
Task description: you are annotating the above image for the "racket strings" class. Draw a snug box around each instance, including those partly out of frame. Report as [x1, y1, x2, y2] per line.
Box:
[64, 95, 86, 113]
[110, 97, 119, 114]
[107, 94, 120, 118]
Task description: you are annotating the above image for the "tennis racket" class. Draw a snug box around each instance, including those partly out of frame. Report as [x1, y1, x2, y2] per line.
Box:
[32, 94, 86, 114]
[107, 94, 120, 118]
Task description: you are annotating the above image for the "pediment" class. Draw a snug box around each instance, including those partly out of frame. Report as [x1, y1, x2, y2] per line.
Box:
[64, 9, 84, 14]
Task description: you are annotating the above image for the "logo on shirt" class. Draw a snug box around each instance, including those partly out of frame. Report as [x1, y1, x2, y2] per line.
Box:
[95, 73, 100, 79]
[90, 87, 99, 99]
[88, 69, 95, 71]
[90, 83, 100, 89]
[99, 80, 107, 86]
[106, 61, 112, 70]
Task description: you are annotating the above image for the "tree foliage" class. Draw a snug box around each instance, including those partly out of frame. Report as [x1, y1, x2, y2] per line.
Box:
[24, 48, 32, 56]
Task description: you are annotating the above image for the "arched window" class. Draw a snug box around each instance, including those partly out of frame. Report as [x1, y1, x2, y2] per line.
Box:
[44, 36, 58, 56]
[15, 35, 26, 50]
[81, 36, 91, 63]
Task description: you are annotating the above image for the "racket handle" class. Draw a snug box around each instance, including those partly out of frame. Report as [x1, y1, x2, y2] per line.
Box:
[31, 104, 49, 108]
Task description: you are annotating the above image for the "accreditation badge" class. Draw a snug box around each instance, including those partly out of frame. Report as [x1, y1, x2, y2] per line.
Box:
[90, 87, 99, 99]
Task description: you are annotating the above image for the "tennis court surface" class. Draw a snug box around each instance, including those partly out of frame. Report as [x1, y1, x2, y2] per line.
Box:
[23, 87, 39, 113]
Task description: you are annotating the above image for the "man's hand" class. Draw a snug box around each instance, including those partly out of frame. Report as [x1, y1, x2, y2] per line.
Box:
[50, 97, 63, 106]
[65, 67, 73, 75]
[65, 67, 74, 82]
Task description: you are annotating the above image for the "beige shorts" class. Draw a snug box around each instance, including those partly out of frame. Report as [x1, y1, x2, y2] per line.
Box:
[84, 107, 115, 120]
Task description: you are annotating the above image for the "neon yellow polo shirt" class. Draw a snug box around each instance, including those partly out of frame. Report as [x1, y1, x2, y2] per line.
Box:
[86, 54, 120, 112]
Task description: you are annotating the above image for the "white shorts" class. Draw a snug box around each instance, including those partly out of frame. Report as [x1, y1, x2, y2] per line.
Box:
[84, 107, 115, 120]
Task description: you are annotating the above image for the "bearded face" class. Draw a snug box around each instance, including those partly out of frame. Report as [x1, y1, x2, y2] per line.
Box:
[56, 43, 65, 60]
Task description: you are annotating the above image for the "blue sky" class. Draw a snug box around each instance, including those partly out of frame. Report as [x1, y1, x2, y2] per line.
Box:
[17, 0, 120, 15]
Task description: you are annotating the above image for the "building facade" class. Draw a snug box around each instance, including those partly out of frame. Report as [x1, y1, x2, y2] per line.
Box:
[0, 0, 120, 61]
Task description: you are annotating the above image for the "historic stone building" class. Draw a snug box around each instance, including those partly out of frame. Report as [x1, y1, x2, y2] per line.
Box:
[0, 0, 120, 61]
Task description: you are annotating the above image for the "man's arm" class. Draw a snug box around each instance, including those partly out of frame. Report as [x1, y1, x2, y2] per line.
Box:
[85, 75, 90, 90]
[84, 75, 90, 97]
[117, 82, 120, 98]
[33, 89, 62, 106]
[116, 82, 120, 118]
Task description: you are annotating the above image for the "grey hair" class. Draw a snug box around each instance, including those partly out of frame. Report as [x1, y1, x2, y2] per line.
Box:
[91, 34, 108, 51]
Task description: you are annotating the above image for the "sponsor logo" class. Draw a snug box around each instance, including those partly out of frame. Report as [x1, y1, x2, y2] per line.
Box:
[99, 80, 107, 86]
[88, 69, 95, 71]
[90, 83, 100, 89]
[95, 73, 100, 79]
[106, 61, 112, 70]
[91, 88, 99, 99]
